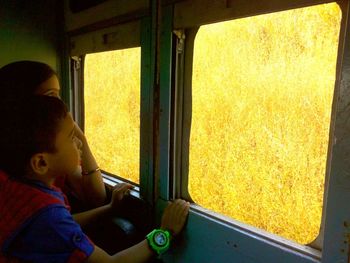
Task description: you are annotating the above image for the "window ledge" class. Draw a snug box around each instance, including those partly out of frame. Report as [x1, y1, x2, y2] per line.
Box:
[102, 173, 140, 199]
[189, 204, 322, 261]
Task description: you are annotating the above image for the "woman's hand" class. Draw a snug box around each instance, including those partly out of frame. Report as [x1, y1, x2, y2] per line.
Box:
[161, 199, 190, 237]
[69, 117, 107, 207]
[110, 183, 134, 210]
[74, 121, 87, 142]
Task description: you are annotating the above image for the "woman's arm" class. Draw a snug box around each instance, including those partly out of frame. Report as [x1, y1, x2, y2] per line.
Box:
[79, 133, 107, 206]
[67, 123, 107, 207]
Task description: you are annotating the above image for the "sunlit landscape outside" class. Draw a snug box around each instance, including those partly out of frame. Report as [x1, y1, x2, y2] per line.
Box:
[84, 48, 140, 183]
[189, 3, 341, 244]
[83, 3, 341, 244]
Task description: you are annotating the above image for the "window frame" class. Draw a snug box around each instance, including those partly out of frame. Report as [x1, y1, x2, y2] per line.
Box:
[170, 0, 347, 258]
[172, 27, 198, 202]
[69, 18, 155, 201]
[83, 47, 142, 183]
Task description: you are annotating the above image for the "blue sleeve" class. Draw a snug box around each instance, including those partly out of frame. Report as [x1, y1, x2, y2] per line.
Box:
[8, 206, 94, 263]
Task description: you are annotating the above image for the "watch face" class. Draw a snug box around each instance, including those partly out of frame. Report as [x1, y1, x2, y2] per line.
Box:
[154, 232, 167, 246]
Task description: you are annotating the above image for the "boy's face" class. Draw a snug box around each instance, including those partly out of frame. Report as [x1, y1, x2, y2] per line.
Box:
[47, 114, 81, 177]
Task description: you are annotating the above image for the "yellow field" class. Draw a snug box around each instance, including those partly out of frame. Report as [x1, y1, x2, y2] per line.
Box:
[85, 3, 341, 244]
[189, 3, 341, 244]
[85, 48, 141, 182]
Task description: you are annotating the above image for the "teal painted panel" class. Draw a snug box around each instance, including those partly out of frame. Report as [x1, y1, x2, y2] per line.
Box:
[154, 198, 319, 263]
[163, 209, 320, 263]
[159, 5, 174, 200]
[322, 2, 350, 263]
[140, 16, 155, 203]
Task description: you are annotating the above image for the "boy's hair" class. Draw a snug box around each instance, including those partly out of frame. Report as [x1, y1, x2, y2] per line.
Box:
[0, 96, 68, 178]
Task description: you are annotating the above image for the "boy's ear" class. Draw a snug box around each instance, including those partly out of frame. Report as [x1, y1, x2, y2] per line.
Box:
[30, 153, 49, 175]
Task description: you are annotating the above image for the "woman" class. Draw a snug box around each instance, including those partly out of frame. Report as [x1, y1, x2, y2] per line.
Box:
[0, 60, 106, 208]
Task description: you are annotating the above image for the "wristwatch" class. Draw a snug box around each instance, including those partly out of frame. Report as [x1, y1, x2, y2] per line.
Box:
[146, 229, 171, 255]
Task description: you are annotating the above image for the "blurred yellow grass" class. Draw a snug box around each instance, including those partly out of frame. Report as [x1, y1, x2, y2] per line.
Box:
[189, 3, 341, 244]
[84, 3, 341, 244]
[85, 48, 141, 183]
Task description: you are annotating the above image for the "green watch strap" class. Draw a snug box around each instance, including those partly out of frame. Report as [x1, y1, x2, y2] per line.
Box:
[146, 229, 171, 255]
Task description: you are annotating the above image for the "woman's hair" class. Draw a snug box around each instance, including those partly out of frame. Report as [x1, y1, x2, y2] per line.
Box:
[0, 61, 56, 100]
[0, 62, 62, 178]
[0, 96, 68, 178]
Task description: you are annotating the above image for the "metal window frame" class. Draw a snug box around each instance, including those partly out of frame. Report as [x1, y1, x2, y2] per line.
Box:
[68, 19, 155, 203]
[167, 0, 350, 262]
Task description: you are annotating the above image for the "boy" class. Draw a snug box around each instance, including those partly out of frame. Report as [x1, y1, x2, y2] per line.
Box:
[0, 96, 189, 262]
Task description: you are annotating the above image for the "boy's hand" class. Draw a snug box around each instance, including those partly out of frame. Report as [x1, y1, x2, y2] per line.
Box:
[110, 183, 134, 210]
[161, 199, 190, 237]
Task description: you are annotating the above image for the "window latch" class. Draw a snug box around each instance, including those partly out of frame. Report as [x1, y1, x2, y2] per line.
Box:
[173, 29, 185, 54]
[71, 56, 81, 71]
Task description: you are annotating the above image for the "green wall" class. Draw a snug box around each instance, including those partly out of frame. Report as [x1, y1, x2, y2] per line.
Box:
[0, 0, 60, 71]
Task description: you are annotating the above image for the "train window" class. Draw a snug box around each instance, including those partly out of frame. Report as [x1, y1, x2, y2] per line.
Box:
[84, 48, 141, 183]
[188, 3, 341, 244]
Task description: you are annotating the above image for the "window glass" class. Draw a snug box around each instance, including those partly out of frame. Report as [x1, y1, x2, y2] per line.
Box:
[189, 3, 341, 244]
[84, 48, 140, 183]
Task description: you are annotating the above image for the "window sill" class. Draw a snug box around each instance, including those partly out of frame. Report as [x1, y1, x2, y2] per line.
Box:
[102, 173, 140, 199]
[189, 203, 322, 261]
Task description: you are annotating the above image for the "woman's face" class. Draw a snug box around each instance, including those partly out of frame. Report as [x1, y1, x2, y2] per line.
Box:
[35, 75, 61, 98]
